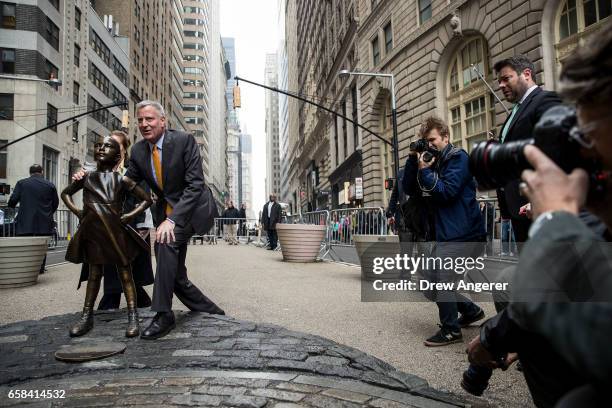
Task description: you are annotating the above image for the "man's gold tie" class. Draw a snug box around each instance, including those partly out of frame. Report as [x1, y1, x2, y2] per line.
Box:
[152, 145, 172, 215]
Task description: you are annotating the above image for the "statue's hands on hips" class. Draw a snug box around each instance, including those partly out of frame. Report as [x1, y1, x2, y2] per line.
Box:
[156, 219, 175, 244]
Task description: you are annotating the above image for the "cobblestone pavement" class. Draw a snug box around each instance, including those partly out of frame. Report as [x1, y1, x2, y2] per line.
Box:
[0, 311, 482, 407]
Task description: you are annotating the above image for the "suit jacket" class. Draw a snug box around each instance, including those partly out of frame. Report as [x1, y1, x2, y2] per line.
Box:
[498, 87, 562, 219]
[8, 174, 58, 235]
[126, 129, 211, 234]
[261, 201, 282, 230]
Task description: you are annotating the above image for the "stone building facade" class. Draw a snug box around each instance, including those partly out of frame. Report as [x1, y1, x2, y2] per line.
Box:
[264, 53, 280, 198]
[286, 0, 610, 210]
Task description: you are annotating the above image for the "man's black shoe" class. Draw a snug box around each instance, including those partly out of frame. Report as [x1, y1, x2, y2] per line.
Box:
[141, 312, 175, 340]
[458, 308, 485, 328]
[461, 369, 488, 396]
[424, 327, 462, 347]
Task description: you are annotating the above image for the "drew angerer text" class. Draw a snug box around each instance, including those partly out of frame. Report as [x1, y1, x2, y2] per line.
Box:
[372, 280, 508, 293]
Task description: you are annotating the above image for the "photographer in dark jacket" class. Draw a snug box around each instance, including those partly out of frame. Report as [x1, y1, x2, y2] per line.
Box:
[403, 117, 486, 346]
[466, 24, 612, 407]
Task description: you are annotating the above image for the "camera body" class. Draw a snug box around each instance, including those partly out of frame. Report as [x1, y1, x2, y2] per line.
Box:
[410, 138, 441, 163]
[469, 105, 608, 197]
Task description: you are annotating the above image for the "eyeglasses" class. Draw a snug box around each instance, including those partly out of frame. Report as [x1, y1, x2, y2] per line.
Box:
[570, 117, 612, 149]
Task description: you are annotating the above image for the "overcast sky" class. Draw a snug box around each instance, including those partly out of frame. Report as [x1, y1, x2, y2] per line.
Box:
[220, 0, 279, 214]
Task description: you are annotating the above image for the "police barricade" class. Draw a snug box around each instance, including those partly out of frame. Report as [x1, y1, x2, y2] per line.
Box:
[0, 207, 78, 249]
[328, 207, 387, 247]
[476, 197, 518, 259]
[190, 218, 259, 245]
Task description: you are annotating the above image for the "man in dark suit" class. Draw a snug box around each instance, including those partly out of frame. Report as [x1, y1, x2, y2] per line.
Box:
[127, 100, 224, 339]
[261, 194, 281, 250]
[494, 55, 562, 244]
[8, 164, 58, 274]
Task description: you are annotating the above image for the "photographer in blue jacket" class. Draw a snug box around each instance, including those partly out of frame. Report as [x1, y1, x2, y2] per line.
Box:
[403, 117, 486, 346]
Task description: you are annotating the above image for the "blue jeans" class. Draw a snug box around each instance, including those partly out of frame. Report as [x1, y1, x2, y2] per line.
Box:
[501, 219, 517, 255]
[421, 241, 484, 333]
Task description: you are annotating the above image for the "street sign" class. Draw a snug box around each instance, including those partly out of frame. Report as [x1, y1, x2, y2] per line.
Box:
[355, 177, 363, 199]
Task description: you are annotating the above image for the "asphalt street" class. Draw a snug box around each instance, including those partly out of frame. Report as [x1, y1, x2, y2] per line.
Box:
[0, 241, 533, 407]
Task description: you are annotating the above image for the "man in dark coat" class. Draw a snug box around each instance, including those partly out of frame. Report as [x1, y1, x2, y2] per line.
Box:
[222, 201, 240, 245]
[494, 55, 562, 244]
[8, 164, 58, 274]
[238, 203, 247, 236]
[261, 194, 281, 250]
[126, 100, 224, 339]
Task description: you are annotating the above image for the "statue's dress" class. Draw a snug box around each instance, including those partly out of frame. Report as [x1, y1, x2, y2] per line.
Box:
[65, 171, 149, 266]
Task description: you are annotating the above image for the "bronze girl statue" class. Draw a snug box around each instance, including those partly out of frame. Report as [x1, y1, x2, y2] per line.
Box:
[62, 135, 152, 337]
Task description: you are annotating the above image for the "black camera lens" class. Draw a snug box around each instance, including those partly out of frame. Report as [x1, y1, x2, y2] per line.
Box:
[469, 139, 533, 190]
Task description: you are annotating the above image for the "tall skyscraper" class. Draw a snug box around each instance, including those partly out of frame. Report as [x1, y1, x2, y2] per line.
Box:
[207, 0, 229, 207]
[222, 37, 242, 207]
[277, 0, 290, 209]
[264, 53, 279, 198]
[182, 0, 211, 178]
[91, 0, 187, 140]
[240, 133, 254, 220]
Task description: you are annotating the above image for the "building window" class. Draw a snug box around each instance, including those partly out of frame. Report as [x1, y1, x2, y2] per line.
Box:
[418, 0, 432, 24]
[47, 103, 57, 131]
[0, 139, 7, 178]
[48, 0, 59, 10]
[88, 95, 109, 126]
[72, 121, 79, 142]
[445, 37, 495, 151]
[371, 36, 380, 65]
[384, 22, 393, 54]
[42, 146, 59, 186]
[74, 43, 80, 67]
[333, 116, 339, 166]
[557, 0, 611, 41]
[44, 59, 59, 89]
[111, 57, 128, 87]
[1, 2, 16, 29]
[89, 28, 111, 66]
[0, 48, 15, 73]
[88, 62, 110, 97]
[0, 93, 13, 120]
[74, 6, 81, 30]
[342, 100, 348, 160]
[73, 81, 79, 104]
[45, 18, 60, 50]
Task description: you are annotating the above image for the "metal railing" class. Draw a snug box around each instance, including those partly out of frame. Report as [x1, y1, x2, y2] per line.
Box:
[0, 207, 79, 248]
[191, 218, 261, 245]
[328, 207, 387, 247]
[477, 197, 518, 259]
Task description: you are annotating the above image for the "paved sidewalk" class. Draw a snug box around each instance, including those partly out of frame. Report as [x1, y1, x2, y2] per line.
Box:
[0, 242, 532, 407]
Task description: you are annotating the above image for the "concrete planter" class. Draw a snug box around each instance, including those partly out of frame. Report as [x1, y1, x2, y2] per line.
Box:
[353, 234, 401, 281]
[276, 224, 327, 263]
[0, 237, 48, 288]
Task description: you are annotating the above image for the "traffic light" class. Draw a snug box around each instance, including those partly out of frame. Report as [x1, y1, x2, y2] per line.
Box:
[233, 85, 241, 108]
[385, 178, 394, 190]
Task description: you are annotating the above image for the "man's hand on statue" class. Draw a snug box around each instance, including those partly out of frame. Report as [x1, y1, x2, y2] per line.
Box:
[520, 145, 588, 218]
[72, 169, 87, 181]
[156, 220, 176, 244]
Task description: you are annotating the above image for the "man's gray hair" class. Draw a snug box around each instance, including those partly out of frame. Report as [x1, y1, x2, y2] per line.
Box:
[135, 100, 166, 117]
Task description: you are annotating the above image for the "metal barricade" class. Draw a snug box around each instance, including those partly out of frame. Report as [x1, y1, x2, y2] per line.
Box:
[477, 197, 518, 258]
[0, 207, 78, 248]
[191, 218, 260, 245]
[328, 207, 387, 247]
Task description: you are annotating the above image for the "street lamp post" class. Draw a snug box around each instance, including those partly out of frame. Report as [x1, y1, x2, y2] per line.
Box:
[338, 70, 400, 182]
[0, 74, 63, 86]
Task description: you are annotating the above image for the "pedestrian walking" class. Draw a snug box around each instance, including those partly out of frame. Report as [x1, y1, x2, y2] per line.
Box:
[222, 201, 240, 245]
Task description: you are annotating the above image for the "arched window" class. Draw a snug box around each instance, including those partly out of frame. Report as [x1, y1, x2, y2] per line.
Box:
[556, 0, 610, 62]
[445, 37, 495, 152]
[379, 95, 393, 204]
